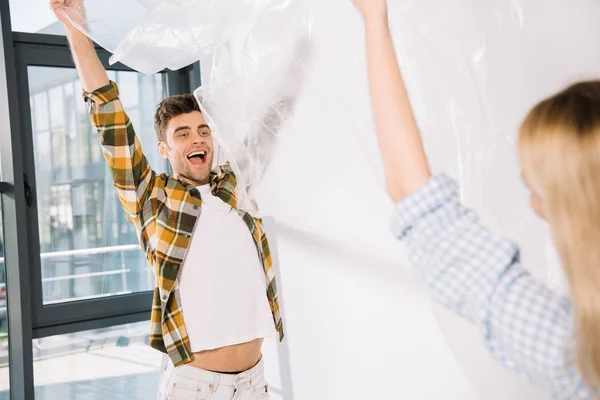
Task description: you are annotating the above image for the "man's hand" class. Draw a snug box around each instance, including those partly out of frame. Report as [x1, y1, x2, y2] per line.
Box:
[49, 0, 84, 30]
[353, 0, 388, 23]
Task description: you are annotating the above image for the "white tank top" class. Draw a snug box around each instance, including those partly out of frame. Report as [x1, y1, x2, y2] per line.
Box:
[177, 184, 276, 352]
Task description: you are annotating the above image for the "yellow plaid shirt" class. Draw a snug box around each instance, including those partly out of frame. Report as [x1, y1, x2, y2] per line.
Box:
[83, 81, 284, 367]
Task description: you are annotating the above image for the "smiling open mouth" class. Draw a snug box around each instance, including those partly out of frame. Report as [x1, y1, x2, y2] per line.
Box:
[187, 150, 207, 164]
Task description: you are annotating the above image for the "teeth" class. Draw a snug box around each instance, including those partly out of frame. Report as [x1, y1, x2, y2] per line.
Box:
[188, 150, 206, 158]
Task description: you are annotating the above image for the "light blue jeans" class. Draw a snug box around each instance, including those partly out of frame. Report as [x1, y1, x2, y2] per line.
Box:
[157, 356, 269, 400]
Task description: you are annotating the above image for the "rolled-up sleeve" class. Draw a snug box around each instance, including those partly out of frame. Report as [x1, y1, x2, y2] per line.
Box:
[82, 81, 155, 218]
[391, 175, 590, 399]
[82, 81, 120, 105]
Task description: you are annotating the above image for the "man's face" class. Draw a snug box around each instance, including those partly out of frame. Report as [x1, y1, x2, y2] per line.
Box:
[158, 111, 214, 186]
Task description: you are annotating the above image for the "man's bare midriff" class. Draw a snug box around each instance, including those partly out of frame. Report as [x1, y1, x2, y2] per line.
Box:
[186, 338, 263, 373]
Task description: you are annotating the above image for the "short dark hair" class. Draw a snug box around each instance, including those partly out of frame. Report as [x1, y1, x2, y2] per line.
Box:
[154, 94, 201, 142]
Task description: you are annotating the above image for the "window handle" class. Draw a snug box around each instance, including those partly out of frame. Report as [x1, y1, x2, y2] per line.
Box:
[0, 181, 11, 194]
[23, 174, 33, 207]
[0, 178, 33, 206]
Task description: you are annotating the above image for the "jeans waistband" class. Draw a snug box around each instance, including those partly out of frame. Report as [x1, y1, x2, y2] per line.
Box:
[167, 357, 264, 388]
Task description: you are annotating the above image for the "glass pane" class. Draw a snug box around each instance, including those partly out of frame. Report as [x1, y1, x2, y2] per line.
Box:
[27, 66, 167, 305]
[0, 205, 8, 397]
[8, 0, 64, 35]
[33, 321, 162, 399]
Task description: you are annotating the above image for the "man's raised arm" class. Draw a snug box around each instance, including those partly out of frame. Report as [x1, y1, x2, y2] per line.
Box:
[51, 0, 155, 218]
[50, 0, 108, 92]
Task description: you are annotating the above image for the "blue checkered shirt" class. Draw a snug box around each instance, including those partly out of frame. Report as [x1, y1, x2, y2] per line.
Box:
[391, 174, 594, 400]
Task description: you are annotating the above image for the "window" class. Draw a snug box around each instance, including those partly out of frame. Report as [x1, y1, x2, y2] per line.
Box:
[27, 66, 166, 305]
[2, 30, 193, 398]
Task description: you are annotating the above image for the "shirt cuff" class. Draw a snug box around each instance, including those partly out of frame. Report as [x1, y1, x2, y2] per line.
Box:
[390, 174, 459, 239]
[82, 80, 120, 105]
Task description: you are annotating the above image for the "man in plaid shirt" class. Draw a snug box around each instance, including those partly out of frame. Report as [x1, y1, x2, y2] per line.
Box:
[52, 1, 284, 398]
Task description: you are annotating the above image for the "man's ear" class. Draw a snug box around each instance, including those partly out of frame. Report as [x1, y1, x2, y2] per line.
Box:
[158, 141, 169, 159]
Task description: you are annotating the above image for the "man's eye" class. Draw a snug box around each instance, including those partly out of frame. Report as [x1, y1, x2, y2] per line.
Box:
[180, 132, 189, 137]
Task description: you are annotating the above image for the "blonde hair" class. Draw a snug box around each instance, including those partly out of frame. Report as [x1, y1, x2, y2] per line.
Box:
[519, 80, 600, 394]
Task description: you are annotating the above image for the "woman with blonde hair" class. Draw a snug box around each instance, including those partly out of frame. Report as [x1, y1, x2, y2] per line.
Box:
[353, 0, 600, 398]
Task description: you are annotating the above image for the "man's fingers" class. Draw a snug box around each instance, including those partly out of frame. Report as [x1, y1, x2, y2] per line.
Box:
[49, 0, 65, 12]
[49, 0, 77, 27]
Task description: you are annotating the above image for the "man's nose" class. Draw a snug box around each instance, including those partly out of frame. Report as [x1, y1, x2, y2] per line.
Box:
[191, 132, 205, 144]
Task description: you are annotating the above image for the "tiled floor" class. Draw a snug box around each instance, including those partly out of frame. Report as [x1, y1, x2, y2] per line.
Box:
[0, 343, 163, 399]
[8, 371, 159, 400]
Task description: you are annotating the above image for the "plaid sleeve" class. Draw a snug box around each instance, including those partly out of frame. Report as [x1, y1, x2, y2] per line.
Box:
[83, 81, 155, 218]
[391, 175, 590, 399]
[210, 162, 238, 208]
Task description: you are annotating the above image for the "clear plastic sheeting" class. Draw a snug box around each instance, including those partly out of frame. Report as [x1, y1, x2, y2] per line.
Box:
[60, 0, 270, 74]
[193, 0, 311, 214]
[65, 0, 600, 399]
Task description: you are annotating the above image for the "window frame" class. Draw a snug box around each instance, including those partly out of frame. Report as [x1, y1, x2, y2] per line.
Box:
[0, 4, 36, 400]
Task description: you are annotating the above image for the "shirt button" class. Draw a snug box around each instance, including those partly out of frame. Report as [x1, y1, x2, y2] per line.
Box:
[172, 265, 178, 270]
[183, 234, 189, 238]
[162, 295, 167, 300]
[193, 205, 198, 210]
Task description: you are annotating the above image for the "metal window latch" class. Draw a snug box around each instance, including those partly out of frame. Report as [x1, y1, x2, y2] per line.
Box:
[0, 181, 11, 194]
[23, 174, 33, 207]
